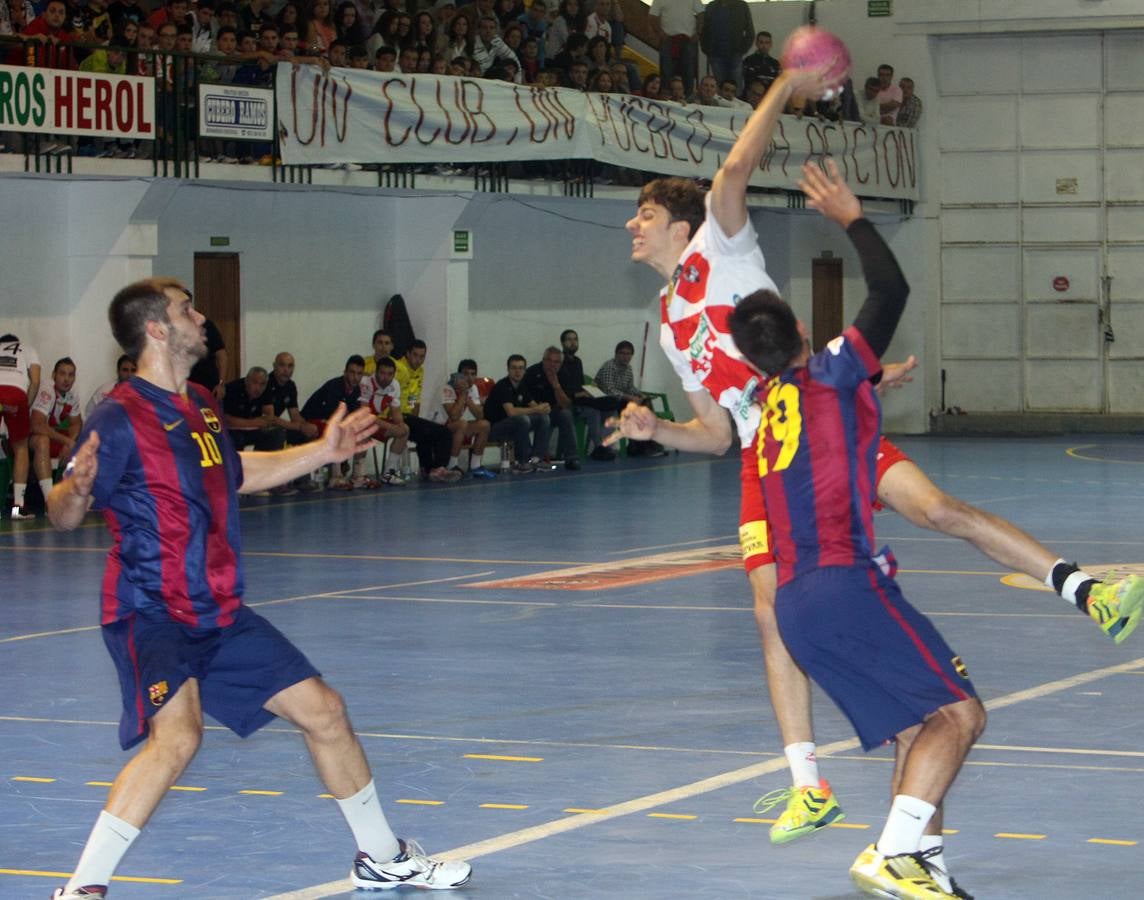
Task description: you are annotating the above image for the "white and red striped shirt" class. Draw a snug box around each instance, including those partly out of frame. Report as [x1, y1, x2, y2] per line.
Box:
[658, 193, 778, 444]
[32, 385, 80, 428]
[359, 374, 401, 420]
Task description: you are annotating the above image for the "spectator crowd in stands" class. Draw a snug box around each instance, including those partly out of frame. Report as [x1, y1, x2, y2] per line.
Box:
[0, 0, 921, 160]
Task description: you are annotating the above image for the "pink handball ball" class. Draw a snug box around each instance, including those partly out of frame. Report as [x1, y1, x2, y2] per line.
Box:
[780, 26, 852, 100]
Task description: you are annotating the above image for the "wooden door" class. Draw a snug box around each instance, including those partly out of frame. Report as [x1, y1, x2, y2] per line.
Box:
[811, 256, 843, 352]
[192, 253, 241, 383]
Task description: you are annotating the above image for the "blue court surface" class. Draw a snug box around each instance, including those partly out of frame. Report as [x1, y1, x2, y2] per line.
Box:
[3, 435, 1144, 899]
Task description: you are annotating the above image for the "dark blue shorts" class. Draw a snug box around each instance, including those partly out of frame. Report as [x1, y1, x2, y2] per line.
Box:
[102, 606, 321, 750]
[776, 564, 977, 751]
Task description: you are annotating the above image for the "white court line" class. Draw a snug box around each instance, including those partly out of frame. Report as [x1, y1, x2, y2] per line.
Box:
[0, 573, 496, 642]
[264, 656, 1144, 900]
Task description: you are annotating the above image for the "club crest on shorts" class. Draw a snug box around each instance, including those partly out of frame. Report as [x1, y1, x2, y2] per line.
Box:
[200, 408, 222, 433]
[148, 680, 170, 706]
[951, 656, 969, 678]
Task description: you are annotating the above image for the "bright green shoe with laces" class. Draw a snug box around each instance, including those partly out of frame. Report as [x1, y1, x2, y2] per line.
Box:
[1087, 575, 1144, 644]
[754, 779, 844, 845]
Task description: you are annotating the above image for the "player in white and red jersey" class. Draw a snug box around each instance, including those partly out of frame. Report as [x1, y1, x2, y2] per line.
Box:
[357, 355, 409, 486]
[30, 356, 84, 505]
[609, 63, 1144, 881]
[0, 333, 43, 519]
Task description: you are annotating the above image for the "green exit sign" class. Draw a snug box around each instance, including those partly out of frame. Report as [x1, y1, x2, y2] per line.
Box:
[868, 0, 892, 16]
[209, 236, 230, 247]
[453, 230, 470, 253]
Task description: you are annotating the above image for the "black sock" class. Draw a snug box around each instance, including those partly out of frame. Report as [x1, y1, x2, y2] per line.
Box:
[1051, 561, 1096, 613]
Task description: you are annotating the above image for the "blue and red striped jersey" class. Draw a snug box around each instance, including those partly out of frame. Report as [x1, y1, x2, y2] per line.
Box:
[757, 326, 883, 586]
[76, 376, 246, 628]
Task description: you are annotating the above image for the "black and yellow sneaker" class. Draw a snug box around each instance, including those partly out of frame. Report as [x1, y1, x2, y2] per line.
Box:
[850, 844, 955, 898]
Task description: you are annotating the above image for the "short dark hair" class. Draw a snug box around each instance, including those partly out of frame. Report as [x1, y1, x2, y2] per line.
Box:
[757, 30, 771, 39]
[507, 353, 526, 367]
[372, 328, 391, 343]
[345, 354, 366, 369]
[878, 63, 894, 74]
[54, 356, 75, 373]
[865, 76, 881, 89]
[348, 44, 368, 60]
[457, 358, 477, 372]
[216, 25, 237, 39]
[408, 339, 427, 352]
[375, 45, 397, 59]
[108, 277, 185, 360]
[637, 177, 706, 240]
[374, 356, 396, 372]
[728, 289, 802, 376]
[560, 329, 577, 343]
[0, 333, 17, 342]
[614, 340, 634, 354]
[117, 354, 134, 368]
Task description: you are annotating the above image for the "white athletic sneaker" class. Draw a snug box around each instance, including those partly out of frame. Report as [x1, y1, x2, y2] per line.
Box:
[51, 886, 107, 899]
[351, 840, 471, 891]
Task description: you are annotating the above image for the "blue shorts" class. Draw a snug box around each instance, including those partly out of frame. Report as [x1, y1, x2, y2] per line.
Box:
[102, 606, 321, 750]
[776, 564, 976, 751]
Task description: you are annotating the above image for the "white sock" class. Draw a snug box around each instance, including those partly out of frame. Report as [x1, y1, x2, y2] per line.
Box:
[876, 794, 936, 856]
[66, 810, 140, 891]
[447, 455, 459, 469]
[13, 482, 26, 506]
[784, 742, 820, 788]
[335, 780, 400, 862]
[919, 834, 953, 891]
[1047, 558, 1097, 609]
[470, 452, 483, 469]
[39, 477, 54, 500]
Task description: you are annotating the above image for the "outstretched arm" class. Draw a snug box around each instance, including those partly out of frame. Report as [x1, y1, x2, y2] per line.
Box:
[799, 158, 908, 358]
[605, 388, 732, 455]
[239, 403, 377, 493]
[708, 67, 836, 238]
[48, 432, 99, 531]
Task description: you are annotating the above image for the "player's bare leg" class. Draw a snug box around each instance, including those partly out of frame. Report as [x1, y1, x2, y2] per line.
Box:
[749, 564, 845, 843]
[878, 459, 1144, 642]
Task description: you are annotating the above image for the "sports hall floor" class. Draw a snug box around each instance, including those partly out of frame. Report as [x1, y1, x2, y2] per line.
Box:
[4, 434, 1144, 899]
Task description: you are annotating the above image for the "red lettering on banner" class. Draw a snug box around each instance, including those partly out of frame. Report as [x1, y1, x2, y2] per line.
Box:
[291, 69, 350, 147]
[115, 81, 131, 130]
[411, 79, 440, 144]
[76, 76, 92, 129]
[382, 77, 411, 146]
[682, 108, 711, 164]
[437, 79, 471, 145]
[459, 80, 495, 144]
[54, 74, 72, 128]
[94, 78, 111, 130]
[851, 124, 871, 184]
[135, 80, 153, 135]
[883, 130, 901, 188]
[513, 85, 553, 143]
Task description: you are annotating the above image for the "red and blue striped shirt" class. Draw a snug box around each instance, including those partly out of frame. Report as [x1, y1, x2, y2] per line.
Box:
[78, 377, 245, 628]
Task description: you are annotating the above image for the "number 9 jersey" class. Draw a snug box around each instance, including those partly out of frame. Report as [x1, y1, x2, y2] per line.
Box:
[75, 377, 246, 629]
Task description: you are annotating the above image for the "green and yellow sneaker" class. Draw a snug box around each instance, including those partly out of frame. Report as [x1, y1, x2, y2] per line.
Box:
[753, 779, 844, 845]
[1087, 575, 1144, 644]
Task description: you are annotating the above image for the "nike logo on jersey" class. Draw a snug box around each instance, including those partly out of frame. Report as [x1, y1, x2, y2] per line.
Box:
[163, 418, 184, 431]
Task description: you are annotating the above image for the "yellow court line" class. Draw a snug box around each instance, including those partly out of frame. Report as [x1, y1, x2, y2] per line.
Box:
[995, 833, 1046, 840]
[564, 808, 605, 815]
[1066, 444, 1144, 464]
[733, 817, 775, 824]
[648, 813, 697, 820]
[828, 822, 871, 830]
[238, 789, 283, 796]
[396, 799, 445, 806]
[86, 781, 113, 787]
[481, 803, 529, 810]
[1088, 838, 1137, 846]
[464, 754, 544, 762]
[169, 785, 207, 792]
[0, 869, 182, 885]
[11, 776, 55, 783]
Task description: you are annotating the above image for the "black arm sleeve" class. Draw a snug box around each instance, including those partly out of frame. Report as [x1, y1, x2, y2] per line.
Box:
[847, 218, 909, 359]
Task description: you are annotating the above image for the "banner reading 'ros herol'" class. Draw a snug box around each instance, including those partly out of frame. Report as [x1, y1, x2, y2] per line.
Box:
[0, 64, 154, 138]
[275, 64, 919, 201]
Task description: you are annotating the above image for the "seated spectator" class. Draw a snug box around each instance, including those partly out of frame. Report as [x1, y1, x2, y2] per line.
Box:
[358, 354, 409, 486]
[485, 354, 549, 473]
[594, 340, 666, 456]
[718, 78, 751, 110]
[261, 351, 319, 446]
[691, 74, 721, 107]
[148, 0, 190, 32]
[585, 33, 609, 74]
[347, 42, 369, 66]
[336, 0, 367, 44]
[896, 76, 922, 127]
[741, 30, 779, 90]
[78, 44, 127, 73]
[223, 366, 286, 452]
[558, 328, 619, 461]
[587, 68, 612, 92]
[29, 356, 81, 508]
[524, 346, 580, 470]
[545, 0, 584, 63]
[428, 358, 496, 479]
[584, 0, 611, 42]
[304, 0, 337, 54]
[473, 14, 519, 78]
[568, 58, 589, 90]
[876, 62, 902, 124]
[640, 72, 661, 99]
[744, 77, 766, 108]
[519, 36, 540, 82]
[85, 353, 136, 416]
[667, 75, 685, 103]
[858, 76, 882, 125]
[188, 315, 228, 399]
[550, 30, 587, 78]
[191, 0, 214, 52]
[109, 0, 148, 32]
[374, 43, 397, 70]
[0, 333, 40, 519]
[370, 329, 402, 375]
[300, 354, 366, 487]
[395, 339, 460, 482]
[20, 0, 77, 69]
[516, 0, 546, 64]
[75, 0, 114, 50]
